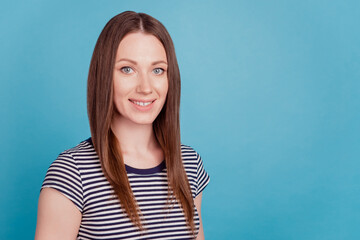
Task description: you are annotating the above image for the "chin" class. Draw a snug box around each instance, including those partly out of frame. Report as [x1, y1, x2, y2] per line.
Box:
[130, 117, 157, 125]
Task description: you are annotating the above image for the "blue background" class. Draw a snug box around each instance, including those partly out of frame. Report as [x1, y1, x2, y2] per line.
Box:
[1, 0, 359, 239]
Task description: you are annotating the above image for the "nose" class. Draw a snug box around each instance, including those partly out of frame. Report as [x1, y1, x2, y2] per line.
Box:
[136, 71, 152, 94]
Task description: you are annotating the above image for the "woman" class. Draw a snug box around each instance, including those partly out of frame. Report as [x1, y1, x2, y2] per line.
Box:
[35, 11, 210, 240]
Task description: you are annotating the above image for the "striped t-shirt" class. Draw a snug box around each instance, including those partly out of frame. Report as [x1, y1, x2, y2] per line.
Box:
[41, 138, 210, 240]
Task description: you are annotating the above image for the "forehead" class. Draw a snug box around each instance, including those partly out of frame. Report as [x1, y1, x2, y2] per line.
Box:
[115, 32, 167, 61]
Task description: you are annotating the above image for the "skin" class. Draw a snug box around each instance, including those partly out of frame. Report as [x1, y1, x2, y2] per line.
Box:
[35, 32, 205, 239]
[111, 32, 168, 169]
[195, 192, 205, 240]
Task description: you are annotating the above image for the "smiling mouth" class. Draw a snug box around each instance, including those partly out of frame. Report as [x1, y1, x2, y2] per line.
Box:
[129, 99, 155, 107]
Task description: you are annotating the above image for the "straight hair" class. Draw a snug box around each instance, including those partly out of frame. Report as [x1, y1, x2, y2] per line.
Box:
[87, 11, 195, 234]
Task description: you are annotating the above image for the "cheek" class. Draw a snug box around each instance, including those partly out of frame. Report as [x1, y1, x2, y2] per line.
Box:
[113, 82, 122, 100]
[113, 78, 134, 98]
[163, 82, 169, 96]
[113, 82, 129, 110]
[155, 78, 169, 96]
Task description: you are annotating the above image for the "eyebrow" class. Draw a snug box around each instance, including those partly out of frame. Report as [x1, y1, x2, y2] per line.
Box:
[116, 58, 168, 65]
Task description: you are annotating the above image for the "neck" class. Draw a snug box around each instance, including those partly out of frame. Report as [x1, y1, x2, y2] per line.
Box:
[111, 113, 158, 154]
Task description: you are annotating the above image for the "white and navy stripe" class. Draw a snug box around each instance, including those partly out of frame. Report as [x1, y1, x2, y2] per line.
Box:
[41, 138, 210, 240]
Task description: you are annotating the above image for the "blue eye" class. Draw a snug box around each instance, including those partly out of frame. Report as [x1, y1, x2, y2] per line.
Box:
[153, 68, 164, 75]
[121, 67, 134, 74]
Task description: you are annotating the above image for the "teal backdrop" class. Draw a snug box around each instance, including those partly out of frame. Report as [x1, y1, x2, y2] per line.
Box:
[1, 0, 359, 239]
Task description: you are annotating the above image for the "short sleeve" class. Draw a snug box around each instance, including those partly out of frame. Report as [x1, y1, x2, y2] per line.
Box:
[195, 153, 210, 197]
[41, 152, 83, 212]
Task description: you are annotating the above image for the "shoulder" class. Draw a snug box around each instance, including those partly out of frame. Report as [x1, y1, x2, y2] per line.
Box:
[181, 143, 201, 173]
[61, 138, 96, 157]
[181, 144, 200, 160]
[54, 138, 98, 164]
[44, 138, 98, 182]
[181, 143, 210, 198]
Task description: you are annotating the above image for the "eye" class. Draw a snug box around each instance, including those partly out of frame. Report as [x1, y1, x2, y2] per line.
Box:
[153, 68, 164, 75]
[120, 66, 134, 74]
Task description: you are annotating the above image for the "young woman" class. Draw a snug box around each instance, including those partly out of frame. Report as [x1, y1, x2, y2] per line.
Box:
[35, 11, 210, 240]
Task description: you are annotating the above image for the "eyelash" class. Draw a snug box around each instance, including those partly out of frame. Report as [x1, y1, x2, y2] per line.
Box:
[153, 68, 165, 75]
[119, 67, 166, 75]
[120, 66, 133, 74]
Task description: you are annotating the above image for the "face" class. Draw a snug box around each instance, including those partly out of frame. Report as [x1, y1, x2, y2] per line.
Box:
[112, 32, 168, 126]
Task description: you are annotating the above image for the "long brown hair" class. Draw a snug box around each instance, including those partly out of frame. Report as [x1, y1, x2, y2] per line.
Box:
[87, 11, 195, 234]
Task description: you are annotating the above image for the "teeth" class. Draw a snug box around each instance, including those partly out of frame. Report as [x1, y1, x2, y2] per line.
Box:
[132, 100, 152, 106]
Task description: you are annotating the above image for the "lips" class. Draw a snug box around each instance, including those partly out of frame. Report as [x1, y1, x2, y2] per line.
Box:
[129, 99, 154, 106]
[129, 99, 156, 111]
